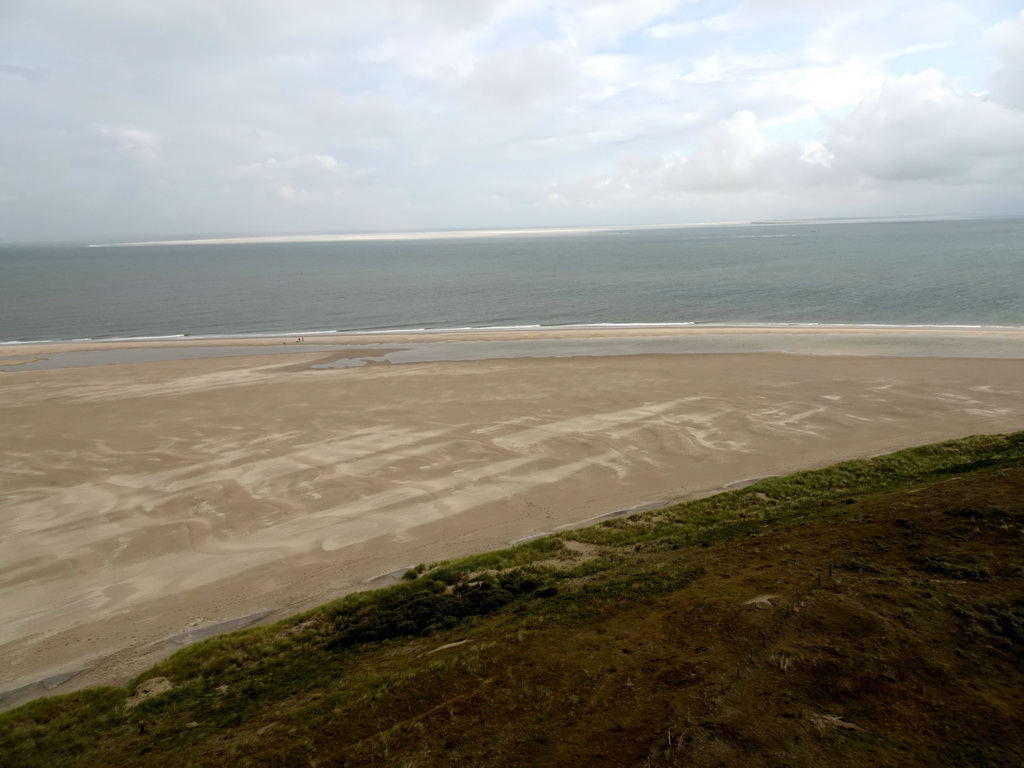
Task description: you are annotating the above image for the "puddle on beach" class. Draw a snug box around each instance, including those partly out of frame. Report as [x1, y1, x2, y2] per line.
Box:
[0, 344, 373, 372]
[248, 333, 1024, 368]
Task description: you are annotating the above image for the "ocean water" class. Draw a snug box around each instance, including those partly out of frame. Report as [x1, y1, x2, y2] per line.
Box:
[1, 218, 1022, 344]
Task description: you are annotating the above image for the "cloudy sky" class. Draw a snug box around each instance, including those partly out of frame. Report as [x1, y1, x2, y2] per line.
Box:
[1, 0, 1023, 242]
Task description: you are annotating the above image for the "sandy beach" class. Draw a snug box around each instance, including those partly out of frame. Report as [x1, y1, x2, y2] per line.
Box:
[3, 328, 1024, 707]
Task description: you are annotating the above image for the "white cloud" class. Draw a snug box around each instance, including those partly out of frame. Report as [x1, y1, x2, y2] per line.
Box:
[554, 0, 680, 50]
[579, 54, 631, 99]
[538, 67, 1024, 211]
[1, 0, 1023, 239]
[235, 153, 378, 206]
[828, 69, 1024, 183]
[650, 13, 739, 39]
[241, 154, 343, 174]
[770, 60, 883, 113]
[541, 109, 833, 203]
[673, 110, 773, 189]
[460, 41, 577, 112]
[98, 126, 162, 166]
[986, 10, 1024, 109]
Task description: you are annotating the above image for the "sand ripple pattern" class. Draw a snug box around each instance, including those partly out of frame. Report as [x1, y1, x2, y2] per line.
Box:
[1, 352, 1023, 693]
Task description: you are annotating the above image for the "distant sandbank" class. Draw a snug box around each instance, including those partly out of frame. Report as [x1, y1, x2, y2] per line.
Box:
[87, 215, 984, 248]
[88, 222, 748, 247]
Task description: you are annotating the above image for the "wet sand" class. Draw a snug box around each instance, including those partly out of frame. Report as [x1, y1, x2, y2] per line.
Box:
[2, 330, 1024, 707]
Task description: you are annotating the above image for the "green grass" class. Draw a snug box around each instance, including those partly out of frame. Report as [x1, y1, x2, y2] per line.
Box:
[562, 431, 1024, 553]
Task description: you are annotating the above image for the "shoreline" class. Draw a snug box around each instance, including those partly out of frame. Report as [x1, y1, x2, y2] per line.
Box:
[3, 343, 1024, 709]
[4, 323, 1024, 364]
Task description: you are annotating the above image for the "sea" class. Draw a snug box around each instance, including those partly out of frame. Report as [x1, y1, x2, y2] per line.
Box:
[1, 217, 1022, 346]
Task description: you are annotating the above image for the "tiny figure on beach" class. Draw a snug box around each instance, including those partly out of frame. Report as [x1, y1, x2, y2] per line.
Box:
[138, 721, 146, 735]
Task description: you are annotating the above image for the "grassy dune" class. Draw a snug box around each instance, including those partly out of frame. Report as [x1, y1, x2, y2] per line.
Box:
[3, 432, 1024, 766]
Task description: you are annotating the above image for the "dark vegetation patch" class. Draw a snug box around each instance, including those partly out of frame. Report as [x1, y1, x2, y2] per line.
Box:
[913, 555, 991, 581]
[3, 431, 1024, 766]
[326, 569, 547, 649]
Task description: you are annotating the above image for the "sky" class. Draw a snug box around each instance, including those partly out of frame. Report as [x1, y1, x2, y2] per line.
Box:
[1, 0, 1023, 242]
